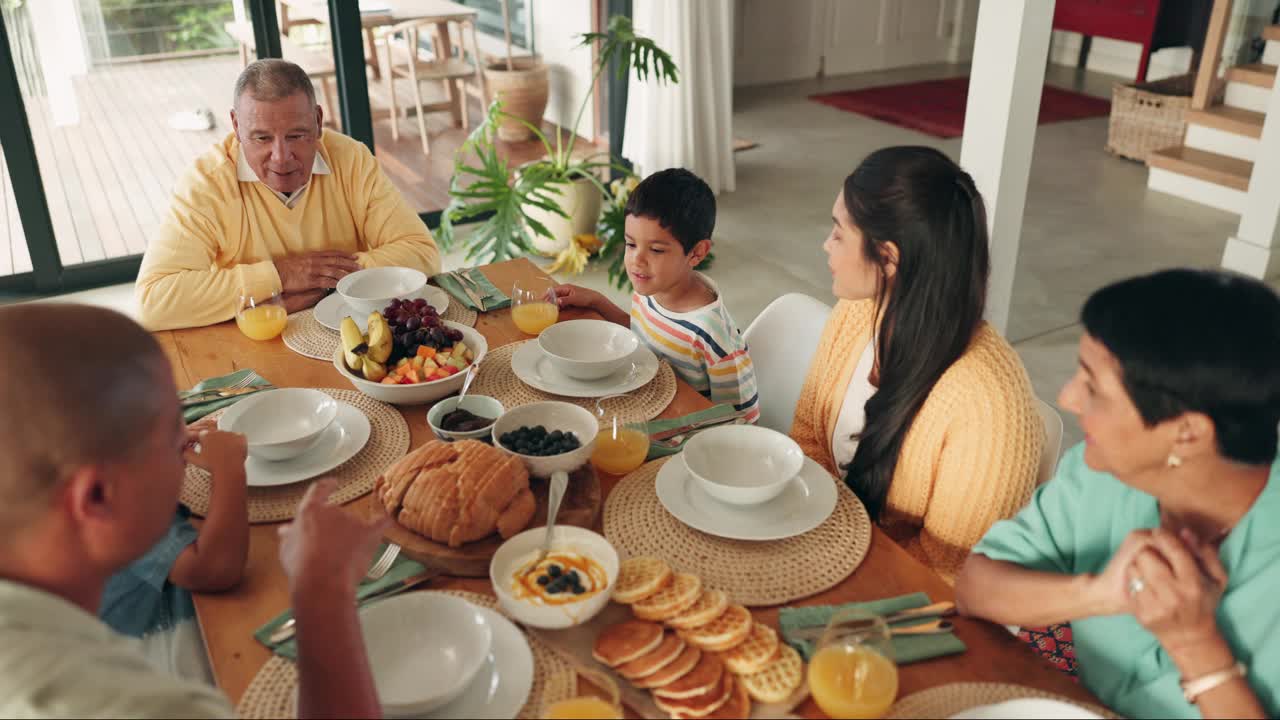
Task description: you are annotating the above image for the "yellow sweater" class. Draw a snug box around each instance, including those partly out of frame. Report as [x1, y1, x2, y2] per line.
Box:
[136, 131, 440, 330]
[790, 299, 1044, 583]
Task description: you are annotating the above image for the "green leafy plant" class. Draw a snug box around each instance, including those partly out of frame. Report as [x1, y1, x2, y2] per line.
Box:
[436, 15, 679, 266]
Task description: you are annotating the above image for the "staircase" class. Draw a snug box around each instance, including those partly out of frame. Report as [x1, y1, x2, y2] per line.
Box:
[1146, 22, 1277, 213]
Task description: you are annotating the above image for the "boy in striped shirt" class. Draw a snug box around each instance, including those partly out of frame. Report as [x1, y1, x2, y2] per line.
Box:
[552, 169, 759, 423]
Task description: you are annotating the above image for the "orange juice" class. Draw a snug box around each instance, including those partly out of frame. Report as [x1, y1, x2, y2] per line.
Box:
[808, 644, 899, 719]
[236, 304, 287, 340]
[591, 427, 649, 475]
[542, 697, 621, 719]
[512, 301, 559, 335]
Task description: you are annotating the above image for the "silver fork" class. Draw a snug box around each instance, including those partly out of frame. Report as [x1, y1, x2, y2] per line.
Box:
[268, 543, 401, 644]
[180, 373, 257, 400]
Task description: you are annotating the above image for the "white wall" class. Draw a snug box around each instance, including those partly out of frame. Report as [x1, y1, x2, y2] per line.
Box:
[734, 0, 979, 87]
[531, 0, 595, 138]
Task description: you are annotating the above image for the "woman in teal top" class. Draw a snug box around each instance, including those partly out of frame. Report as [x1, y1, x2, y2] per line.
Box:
[957, 269, 1279, 720]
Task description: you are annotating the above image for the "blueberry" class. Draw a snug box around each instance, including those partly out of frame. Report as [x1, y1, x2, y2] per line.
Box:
[547, 564, 562, 577]
[536, 575, 550, 586]
[572, 585, 586, 595]
[549, 430, 563, 441]
[546, 583, 563, 595]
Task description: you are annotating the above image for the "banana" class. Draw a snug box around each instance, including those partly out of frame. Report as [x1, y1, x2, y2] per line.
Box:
[340, 317, 366, 371]
[362, 357, 388, 382]
[366, 312, 393, 364]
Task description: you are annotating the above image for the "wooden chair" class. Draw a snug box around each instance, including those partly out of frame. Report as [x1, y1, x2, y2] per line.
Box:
[380, 17, 486, 155]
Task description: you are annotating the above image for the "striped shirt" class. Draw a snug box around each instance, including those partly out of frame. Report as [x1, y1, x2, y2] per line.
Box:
[629, 274, 760, 423]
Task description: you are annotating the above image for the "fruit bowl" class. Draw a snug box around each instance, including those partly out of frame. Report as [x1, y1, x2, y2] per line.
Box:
[334, 322, 488, 405]
[491, 402, 598, 479]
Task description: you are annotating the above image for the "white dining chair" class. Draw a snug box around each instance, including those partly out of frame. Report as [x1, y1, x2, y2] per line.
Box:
[1036, 397, 1065, 486]
[742, 293, 833, 434]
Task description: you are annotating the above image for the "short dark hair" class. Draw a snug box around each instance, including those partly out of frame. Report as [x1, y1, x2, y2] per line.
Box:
[234, 58, 317, 109]
[1082, 268, 1280, 465]
[624, 168, 716, 253]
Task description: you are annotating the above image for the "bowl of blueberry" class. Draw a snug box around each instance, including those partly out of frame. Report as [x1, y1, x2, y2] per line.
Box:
[491, 401, 599, 479]
[489, 524, 619, 629]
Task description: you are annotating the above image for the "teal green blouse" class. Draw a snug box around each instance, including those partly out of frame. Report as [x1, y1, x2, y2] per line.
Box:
[973, 443, 1280, 719]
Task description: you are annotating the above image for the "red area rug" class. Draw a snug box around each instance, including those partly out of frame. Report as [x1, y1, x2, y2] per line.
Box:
[810, 77, 1111, 138]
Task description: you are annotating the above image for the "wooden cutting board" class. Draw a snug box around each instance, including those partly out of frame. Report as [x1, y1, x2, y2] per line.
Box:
[365, 464, 602, 577]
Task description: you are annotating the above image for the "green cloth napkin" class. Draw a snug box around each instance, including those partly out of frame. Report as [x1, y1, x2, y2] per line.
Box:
[431, 268, 510, 311]
[254, 545, 428, 660]
[644, 404, 741, 459]
[180, 369, 272, 423]
[779, 592, 966, 665]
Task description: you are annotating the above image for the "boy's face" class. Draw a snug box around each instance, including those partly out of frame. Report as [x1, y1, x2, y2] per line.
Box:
[624, 215, 710, 296]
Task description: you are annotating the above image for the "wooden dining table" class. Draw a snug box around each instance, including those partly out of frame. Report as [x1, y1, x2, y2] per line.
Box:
[154, 257, 1101, 718]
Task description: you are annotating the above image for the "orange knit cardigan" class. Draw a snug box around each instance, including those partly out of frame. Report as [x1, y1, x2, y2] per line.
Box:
[790, 299, 1044, 583]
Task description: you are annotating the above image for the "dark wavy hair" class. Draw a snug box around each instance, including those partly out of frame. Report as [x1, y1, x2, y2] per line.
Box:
[842, 147, 990, 519]
[1081, 269, 1280, 465]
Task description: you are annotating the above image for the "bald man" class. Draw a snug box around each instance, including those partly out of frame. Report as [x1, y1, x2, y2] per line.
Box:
[0, 304, 387, 718]
[136, 59, 440, 331]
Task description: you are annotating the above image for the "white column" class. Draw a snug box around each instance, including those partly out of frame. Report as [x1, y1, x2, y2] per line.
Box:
[1221, 75, 1280, 279]
[28, 0, 88, 127]
[958, 0, 1055, 336]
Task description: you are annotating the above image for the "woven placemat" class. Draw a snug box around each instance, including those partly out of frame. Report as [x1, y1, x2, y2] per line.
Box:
[471, 341, 677, 419]
[235, 591, 577, 720]
[602, 457, 872, 606]
[885, 682, 1118, 719]
[180, 389, 409, 523]
[282, 302, 478, 361]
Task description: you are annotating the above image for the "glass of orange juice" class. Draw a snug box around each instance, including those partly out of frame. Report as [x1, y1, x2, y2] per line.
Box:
[511, 278, 559, 336]
[541, 696, 622, 720]
[591, 394, 650, 475]
[808, 608, 899, 719]
[235, 290, 287, 341]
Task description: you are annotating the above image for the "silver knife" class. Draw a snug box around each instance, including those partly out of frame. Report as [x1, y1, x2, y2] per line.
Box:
[449, 271, 488, 311]
[267, 568, 442, 644]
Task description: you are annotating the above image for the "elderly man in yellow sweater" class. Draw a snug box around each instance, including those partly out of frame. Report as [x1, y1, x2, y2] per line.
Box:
[135, 59, 440, 331]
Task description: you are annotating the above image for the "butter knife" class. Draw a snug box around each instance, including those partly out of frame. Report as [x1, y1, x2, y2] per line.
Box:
[180, 385, 272, 406]
[448, 270, 487, 311]
[267, 568, 442, 644]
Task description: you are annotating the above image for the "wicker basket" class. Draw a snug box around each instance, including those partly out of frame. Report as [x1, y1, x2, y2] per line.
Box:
[1105, 73, 1200, 162]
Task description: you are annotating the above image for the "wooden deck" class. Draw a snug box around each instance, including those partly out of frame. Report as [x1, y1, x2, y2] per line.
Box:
[1, 53, 601, 278]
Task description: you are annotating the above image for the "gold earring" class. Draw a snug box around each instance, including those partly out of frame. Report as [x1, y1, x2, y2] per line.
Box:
[1166, 454, 1182, 469]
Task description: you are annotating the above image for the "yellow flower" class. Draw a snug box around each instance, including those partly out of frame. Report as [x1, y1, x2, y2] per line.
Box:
[575, 233, 602, 253]
[546, 239, 591, 275]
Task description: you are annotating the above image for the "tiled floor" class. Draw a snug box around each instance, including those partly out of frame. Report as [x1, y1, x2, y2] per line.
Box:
[22, 61, 1250, 450]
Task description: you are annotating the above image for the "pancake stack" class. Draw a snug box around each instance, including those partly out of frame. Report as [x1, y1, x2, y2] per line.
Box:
[592, 557, 805, 718]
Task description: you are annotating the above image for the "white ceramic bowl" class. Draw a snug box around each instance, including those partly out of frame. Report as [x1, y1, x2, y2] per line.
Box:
[490, 525, 620, 629]
[333, 322, 488, 406]
[537, 319, 640, 380]
[337, 267, 428, 316]
[491, 401, 599, 478]
[216, 388, 337, 461]
[427, 395, 504, 442]
[359, 593, 493, 715]
[681, 424, 805, 505]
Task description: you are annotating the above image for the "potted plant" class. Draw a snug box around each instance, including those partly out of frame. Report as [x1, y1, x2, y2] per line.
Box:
[437, 15, 678, 265]
[482, 0, 548, 142]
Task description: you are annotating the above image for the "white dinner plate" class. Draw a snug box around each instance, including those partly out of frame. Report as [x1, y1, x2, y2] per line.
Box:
[314, 286, 450, 332]
[419, 605, 533, 719]
[949, 698, 1102, 719]
[244, 402, 371, 487]
[655, 455, 838, 541]
[510, 341, 659, 398]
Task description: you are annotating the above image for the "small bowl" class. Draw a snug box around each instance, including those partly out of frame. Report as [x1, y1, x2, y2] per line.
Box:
[538, 319, 640, 380]
[359, 593, 493, 715]
[333, 321, 488, 406]
[490, 525, 620, 629]
[216, 388, 337, 461]
[427, 395, 505, 442]
[681, 425, 804, 505]
[491, 401, 599, 478]
[337, 267, 428, 316]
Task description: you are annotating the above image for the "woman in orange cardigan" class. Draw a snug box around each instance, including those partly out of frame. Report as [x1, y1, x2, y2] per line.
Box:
[791, 146, 1044, 583]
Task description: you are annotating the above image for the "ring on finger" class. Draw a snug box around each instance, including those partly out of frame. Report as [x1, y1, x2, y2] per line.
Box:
[1128, 576, 1146, 596]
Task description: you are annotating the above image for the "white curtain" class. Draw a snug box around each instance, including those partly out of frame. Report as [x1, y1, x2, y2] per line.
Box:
[623, 0, 735, 195]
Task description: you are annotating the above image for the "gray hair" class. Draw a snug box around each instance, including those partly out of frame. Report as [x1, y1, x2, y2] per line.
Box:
[0, 304, 172, 533]
[233, 58, 317, 109]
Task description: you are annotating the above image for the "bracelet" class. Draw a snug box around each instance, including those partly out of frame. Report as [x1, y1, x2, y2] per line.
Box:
[1181, 662, 1247, 704]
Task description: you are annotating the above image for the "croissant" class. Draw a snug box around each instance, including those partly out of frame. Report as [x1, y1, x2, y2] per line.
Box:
[375, 439, 535, 548]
